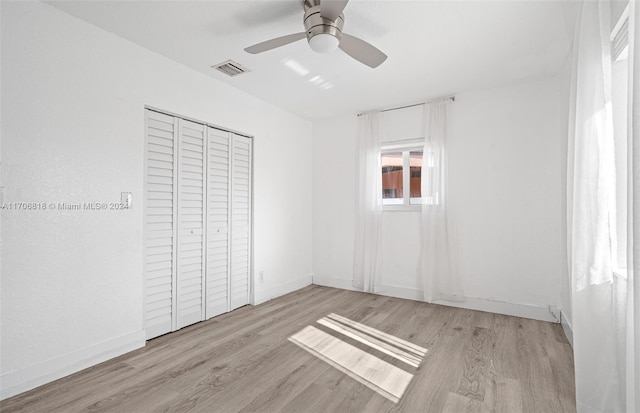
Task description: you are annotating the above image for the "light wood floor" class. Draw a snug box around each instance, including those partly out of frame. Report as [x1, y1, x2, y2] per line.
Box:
[1, 285, 576, 412]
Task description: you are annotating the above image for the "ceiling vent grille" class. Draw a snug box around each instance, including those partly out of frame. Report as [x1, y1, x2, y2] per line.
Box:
[212, 60, 250, 77]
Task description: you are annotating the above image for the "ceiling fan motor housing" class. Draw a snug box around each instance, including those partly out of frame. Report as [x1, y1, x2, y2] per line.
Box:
[303, 4, 344, 46]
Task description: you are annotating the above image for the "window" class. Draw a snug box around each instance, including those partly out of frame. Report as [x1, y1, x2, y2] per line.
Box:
[611, 14, 628, 270]
[381, 143, 424, 207]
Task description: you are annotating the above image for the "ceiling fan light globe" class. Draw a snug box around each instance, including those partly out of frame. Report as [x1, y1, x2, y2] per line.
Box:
[308, 33, 339, 53]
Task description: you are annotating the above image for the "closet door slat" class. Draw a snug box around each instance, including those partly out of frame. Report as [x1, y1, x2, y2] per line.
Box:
[230, 134, 252, 311]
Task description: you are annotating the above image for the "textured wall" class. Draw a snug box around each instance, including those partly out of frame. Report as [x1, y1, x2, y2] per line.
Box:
[1, 0, 312, 398]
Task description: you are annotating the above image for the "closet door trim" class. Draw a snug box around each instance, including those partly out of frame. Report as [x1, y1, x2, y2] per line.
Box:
[145, 106, 252, 139]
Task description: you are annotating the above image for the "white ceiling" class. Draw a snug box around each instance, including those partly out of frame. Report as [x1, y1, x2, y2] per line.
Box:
[48, 0, 579, 120]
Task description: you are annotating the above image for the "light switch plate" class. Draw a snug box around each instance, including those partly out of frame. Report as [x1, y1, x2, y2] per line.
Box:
[121, 192, 132, 209]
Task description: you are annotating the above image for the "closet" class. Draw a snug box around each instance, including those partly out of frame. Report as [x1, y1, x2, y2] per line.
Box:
[144, 108, 252, 340]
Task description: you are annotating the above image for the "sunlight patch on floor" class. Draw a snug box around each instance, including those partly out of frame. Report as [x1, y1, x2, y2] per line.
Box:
[288, 313, 428, 403]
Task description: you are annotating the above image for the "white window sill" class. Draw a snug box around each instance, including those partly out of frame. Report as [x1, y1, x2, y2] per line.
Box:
[382, 205, 422, 212]
[613, 268, 628, 279]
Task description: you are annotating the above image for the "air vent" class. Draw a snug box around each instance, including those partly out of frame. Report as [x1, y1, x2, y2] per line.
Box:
[212, 60, 250, 77]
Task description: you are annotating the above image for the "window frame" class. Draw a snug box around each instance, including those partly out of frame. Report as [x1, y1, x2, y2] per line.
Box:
[380, 139, 424, 211]
[610, 10, 629, 272]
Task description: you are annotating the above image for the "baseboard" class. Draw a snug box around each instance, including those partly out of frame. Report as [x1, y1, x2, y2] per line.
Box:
[312, 276, 423, 301]
[312, 277, 557, 323]
[560, 309, 573, 347]
[0, 330, 145, 401]
[254, 275, 312, 305]
[311, 274, 358, 292]
[376, 284, 423, 301]
[432, 295, 557, 323]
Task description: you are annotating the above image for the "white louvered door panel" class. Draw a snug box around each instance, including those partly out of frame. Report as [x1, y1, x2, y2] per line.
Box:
[176, 118, 206, 329]
[144, 110, 177, 340]
[230, 134, 252, 310]
[206, 128, 231, 319]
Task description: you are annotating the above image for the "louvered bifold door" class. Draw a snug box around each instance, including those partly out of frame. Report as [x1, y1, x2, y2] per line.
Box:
[230, 134, 252, 310]
[145, 109, 251, 338]
[176, 119, 206, 329]
[144, 110, 177, 340]
[206, 127, 230, 319]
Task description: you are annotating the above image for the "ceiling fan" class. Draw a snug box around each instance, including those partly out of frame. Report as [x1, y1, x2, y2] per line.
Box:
[244, 0, 387, 68]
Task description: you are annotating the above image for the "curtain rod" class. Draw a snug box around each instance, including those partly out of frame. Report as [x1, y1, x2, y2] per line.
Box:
[357, 96, 455, 117]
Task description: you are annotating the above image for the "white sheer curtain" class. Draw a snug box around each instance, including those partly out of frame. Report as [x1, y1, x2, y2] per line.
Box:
[417, 99, 463, 302]
[568, 0, 618, 410]
[626, 0, 639, 409]
[353, 112, 382, 293]
[568, 0, 639, 411]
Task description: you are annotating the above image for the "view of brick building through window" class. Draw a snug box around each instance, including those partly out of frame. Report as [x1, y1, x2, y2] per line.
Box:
[381, 151, 423, 201]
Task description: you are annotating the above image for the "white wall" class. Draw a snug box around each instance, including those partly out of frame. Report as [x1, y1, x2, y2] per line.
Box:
[1, 1, 312, 399]
[558, 56, 573, 344]
[313, 76, 567, 320]
[611, 0, 629, 29]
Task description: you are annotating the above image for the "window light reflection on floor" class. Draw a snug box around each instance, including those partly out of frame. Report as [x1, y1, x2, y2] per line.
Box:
[288, 313, 427, 403]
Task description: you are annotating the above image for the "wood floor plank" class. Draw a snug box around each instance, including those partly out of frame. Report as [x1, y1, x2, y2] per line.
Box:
[390, 333, 469, 412]
[237, 358, 333, 413]
[442, 391, 491, 413]
[0, 361, 136, 413]
[548, 341, 577, 412]
[362, 392, 395, 413]
[484, 362, 524, 413]
[1, 286, 576, 413]
[455, 326, 492, 401]
[155, 341, 316, 412]
[491, 314, 521, 380]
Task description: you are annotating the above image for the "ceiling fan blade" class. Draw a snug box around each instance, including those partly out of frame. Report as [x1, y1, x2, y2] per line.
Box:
[244, 32, 306, 54]
[339, 33, 387, 68]
[320, 0, 350, 21]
